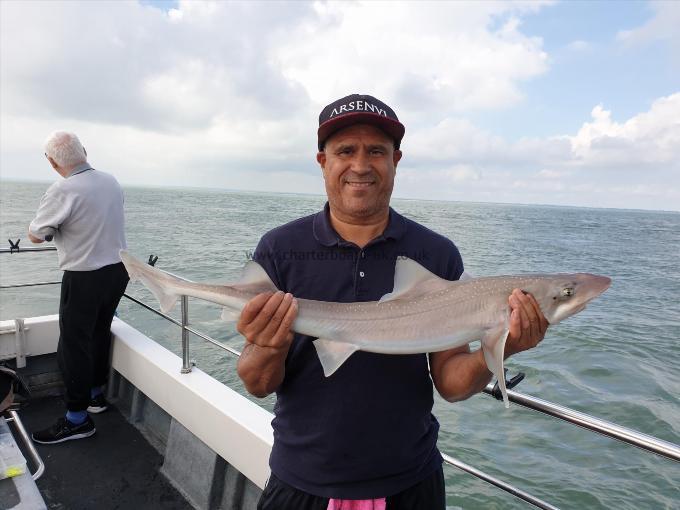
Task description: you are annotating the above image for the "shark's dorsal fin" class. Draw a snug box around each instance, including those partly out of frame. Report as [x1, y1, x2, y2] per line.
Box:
[379, 257, 451, 302]
[233, 261, 278, 293]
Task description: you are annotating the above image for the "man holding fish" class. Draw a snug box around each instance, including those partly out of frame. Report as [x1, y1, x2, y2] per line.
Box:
[237, 94, 550, 510]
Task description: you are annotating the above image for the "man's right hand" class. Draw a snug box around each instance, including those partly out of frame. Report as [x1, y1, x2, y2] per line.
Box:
[236, 291, 298, 397]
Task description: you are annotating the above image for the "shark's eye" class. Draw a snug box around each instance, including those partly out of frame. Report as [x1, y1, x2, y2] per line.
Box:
[561, 287, 574, 297]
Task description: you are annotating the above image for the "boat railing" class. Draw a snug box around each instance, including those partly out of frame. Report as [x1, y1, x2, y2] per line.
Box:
[3, 409, 46, 481]
[2, 245, 679, 510]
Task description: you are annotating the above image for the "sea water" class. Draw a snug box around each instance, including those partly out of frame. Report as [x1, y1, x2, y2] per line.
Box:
[1, 180, 678, 509]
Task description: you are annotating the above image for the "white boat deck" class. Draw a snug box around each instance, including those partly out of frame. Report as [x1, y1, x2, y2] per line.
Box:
[1, 315, 271, 509]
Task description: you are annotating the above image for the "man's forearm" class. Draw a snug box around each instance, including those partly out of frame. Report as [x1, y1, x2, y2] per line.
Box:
[237, 342, 289, 397]
[432, 349, 493, 402]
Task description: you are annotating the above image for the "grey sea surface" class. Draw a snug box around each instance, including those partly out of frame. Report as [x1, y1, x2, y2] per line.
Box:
[1, 180, 678, 509]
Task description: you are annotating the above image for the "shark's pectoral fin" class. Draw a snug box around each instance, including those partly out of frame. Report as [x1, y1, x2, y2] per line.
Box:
[139, 274, 179, 313]
[313, 339, 359, 377]
[481, 322, 511, 408]
[158, 292, 179, 314]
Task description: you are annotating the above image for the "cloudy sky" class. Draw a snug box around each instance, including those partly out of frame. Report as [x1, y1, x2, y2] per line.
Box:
[1, 0, 678, 211]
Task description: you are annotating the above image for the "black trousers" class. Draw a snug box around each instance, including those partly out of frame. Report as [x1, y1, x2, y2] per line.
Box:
[58, 262, 129, 412]
[257, 466, 445, 510]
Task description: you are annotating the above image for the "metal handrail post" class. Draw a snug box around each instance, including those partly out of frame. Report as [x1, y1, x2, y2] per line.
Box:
[14, 319, 27, 368]
[5, 410, 46, 480]
[180, 295, 192, 373]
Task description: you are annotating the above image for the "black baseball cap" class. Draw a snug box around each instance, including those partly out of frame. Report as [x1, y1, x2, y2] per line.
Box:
[317, 94, 405, 151]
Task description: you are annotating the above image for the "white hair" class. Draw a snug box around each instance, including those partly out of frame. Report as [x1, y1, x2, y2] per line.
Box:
[44, 131, 87, 169]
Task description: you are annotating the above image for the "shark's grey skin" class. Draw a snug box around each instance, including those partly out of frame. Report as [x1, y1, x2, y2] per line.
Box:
[120, 250, 610, 407]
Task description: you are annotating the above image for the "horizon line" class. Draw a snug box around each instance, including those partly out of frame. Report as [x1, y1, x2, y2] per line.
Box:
[1, 177, 678, 215]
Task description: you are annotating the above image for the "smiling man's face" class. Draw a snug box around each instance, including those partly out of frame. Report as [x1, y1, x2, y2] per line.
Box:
[317, 123, 402, 224]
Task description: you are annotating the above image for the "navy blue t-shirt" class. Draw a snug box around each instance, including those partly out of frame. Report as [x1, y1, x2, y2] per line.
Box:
[253, 203, 464, 499]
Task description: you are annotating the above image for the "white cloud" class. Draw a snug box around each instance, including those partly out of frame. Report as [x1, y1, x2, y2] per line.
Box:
[0, 1, 552, 176]
[401, 93, 680, 173]
[617, 1, 680, 51]
[537, 169, 564, 179]
[277, 1, 549, 114]
[393, 93, 680, 209]
[0, 1, 312, 131]
[406, 118, 509, 163]
[0, 1, 678, 211]
[568, 94, 680, 168]
[1, 1, 550, 131]
[566, 40, 590, 51]
[167, 8, 183, 22]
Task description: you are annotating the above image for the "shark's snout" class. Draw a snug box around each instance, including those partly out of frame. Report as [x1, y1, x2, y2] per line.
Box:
[580, 274, 611, 301]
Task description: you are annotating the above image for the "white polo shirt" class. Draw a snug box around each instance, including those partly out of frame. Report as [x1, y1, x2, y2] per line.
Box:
[29, 164, 127, 271]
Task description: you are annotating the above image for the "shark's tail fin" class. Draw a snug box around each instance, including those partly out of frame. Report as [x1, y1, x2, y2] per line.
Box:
[120, 250, 183, 313]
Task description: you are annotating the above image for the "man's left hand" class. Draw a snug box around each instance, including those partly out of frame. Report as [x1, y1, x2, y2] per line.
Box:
[504, 289, 549, 358]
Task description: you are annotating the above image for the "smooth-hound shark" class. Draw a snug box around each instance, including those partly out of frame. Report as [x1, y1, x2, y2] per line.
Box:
[120, 250, 610, 407]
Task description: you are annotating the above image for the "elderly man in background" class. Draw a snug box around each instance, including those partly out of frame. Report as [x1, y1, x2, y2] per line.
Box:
[28, 131, 128, 444]
[237, 94, 549, 509]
